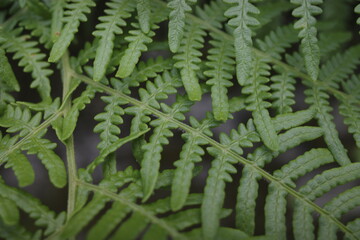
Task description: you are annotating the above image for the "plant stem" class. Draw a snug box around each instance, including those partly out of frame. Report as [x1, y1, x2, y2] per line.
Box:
[61, 52, 78, 222]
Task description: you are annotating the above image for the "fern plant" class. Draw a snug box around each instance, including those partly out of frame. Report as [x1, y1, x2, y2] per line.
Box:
[0, 0, 360, 239]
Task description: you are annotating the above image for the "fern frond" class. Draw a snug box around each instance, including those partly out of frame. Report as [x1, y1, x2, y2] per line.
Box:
[202, 119, 260, 239]
[1, 28, 52, 100]
[195, 0, 227, 29]
[265, 148, 333, 239]
[0, 195, 19, 226]
[338, 75, 360, 148]
[270, 65, 296, 114]
[111, 194, 204, 240]
[0, 106, 67, 188]
[224, 0, 260, 85]
[0, 219, 40, 240]
[243, 56, 279, 151]
[141, 96, 192, 201]
[0, 181, 65, 235]
[0, 133, 35, 187]
[256, 25, 298, 60]
[137, 0, 151, 33]
[111, 57, 173, 95]
[60, 167, 140, 238]
[167, 0, 196, 53]
[18, 13, 51, 48]
[272, 107, 315, 131]
[293, 163, 360, 240]
[56, 86, 96, 141]
[50, 0, 66, 43]
[171, 113, 216, 211]
[236, 126, 323, 235]
[0, 48, 18, 112]
[346, 218, 360, 240]
[318, 186, 360, 240]
[305, 83, 351, 165]
[174, 21, 206, 101]
[256, 0, 292, 28]
[319, 45, 360, 88]
[318, 31, 352, 59]
[48, 0, 95, 62]
[204, 32, 235, 121]
[92, 0, 135, 81]
[291, 0, 322, 80]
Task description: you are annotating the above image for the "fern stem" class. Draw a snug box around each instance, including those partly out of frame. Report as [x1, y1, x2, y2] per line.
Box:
[61, 53, 78, 223]
[74, 72, 357, 239]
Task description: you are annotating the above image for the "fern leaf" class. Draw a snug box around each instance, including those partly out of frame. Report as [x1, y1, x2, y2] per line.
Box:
[0, 181, 64, 235]
[339, 76, 360, 147]
[57, 86, 96, 141]
[0, 48, 19, 112]
[319, 45, 360, 88]
[115, 23, 154, 78]
[293, 163, 360, 240]
[137, 0, 151, 33]
[174, 22, 206, 101]
[243, 57, 279, 151]
[265, 148, 333, 239]
[270, 66, 296, 114]
[256, 0, 292, 28]
[346, 219, 360, 240]
[272, 108, 315, 132]
[111, 56, 173, 95]
[195, 0, 227, 29]
[18, 13, 51, 48]
[202, 120, 260, 239]
[167, 0, 196, 53]
[318, 186, 360, 240]
[1, 28, 52, 100]
[0, 196, 19, 226]
[141, 96, 192, 201]
[224, 0, 260, 85]
[305, 83, 351, 166]
[0, 106, 67, 188]
[94, 95, 126, 151]
[291, 0, 322, 80]
[92, 0, 135, 81]
[236, 126, 323, 235]
[0, 219, 39, 240]
[256, 25, 298, 61]
[48, 0, 95, 62]
[318, 31, 352, 59]
[1, 134, 35, 187]
[60, 167, 139, 238]
[171, 114, 216, 211]
[50, 0, 66, 43]
[204, 32, 235, 121]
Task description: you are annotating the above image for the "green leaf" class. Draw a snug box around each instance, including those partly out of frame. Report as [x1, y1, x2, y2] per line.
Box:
[92, 0, 135, 81]
[224, 0, 260, 85]
[174, 22, 206, 101]
[291, 0, 322, 80]
[167, 0, 195, 53]
[141, 97, 192, 201]
[0, 197, 19, 226]
[0, 48, 19, 91]
[137, 0, 151, 33]
[204, 32, 235, 121]
[48, 0, 95, 62]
